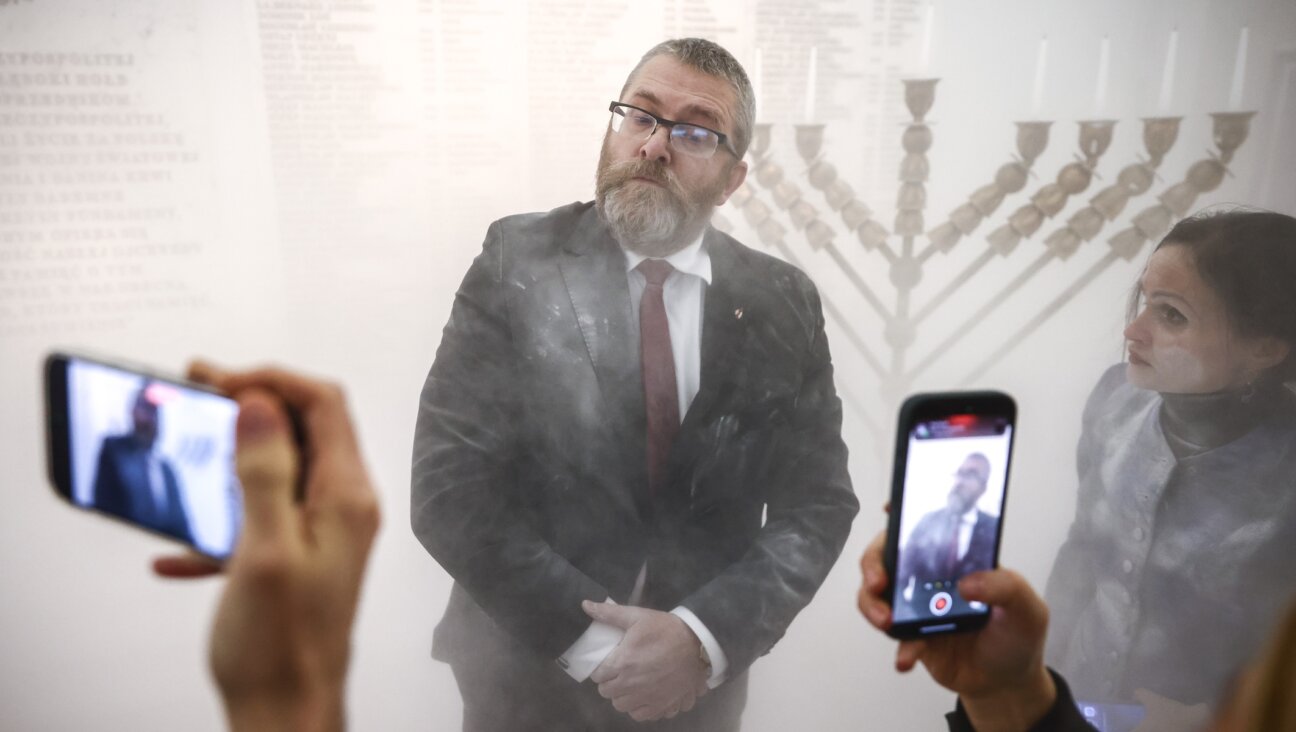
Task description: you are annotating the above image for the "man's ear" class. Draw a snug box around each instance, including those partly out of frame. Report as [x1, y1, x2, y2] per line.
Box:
[714, 160, 748, 206]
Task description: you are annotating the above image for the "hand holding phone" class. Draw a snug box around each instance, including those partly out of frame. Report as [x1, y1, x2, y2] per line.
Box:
[859, 533, 1058, 729]
[883, 391, 1016, 638]
[48, 354, 381, 728]
[169, 363, 380, 730]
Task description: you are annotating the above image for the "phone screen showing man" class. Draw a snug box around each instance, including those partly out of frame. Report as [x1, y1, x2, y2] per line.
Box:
[891, 414, 1012, 625]
[65, 358, 242, 559]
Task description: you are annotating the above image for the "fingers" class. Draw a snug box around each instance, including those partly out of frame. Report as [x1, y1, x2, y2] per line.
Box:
[190, 361, 361, 461]
[582, 600, 639, 630]
[233, 389, 300, 546]
[630, 703, 669, 723]
[895, 639, 924, 673]
[186, 359, 224, 388]
[152, 552, 222, 578]
[857, 530, 891, 629]
[680, 693, 698, 714]
[859, 530, 887, 588]
[857, 584, 891, 630]
[622, 693, 697, 722]
[956, 568, 1023, 604]
[189, 359, 380, 556]
[589, 654, 619, 686]
[957, 569, 1047, 628]
[594, 674, 637, 711]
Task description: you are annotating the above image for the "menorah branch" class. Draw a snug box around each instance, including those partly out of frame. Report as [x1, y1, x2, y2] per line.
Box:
[925, 121, 1053, 257]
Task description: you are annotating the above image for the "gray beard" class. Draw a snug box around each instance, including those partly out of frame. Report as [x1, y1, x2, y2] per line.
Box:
[598, 182, 707, 258]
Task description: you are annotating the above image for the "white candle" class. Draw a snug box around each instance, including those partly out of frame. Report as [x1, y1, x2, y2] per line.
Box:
[753, 48, 763, 121]
[919, 2, 934, 76]
[804, 46, 817, 123]
[1095, 36, 1110, 117]
[1157, 29, 1178, 114]
[1030, 36, 1048, 118]
[1228, 27, 1248, 110]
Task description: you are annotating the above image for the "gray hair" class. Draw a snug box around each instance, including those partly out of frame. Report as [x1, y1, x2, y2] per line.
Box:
[620, 38, 755, 159]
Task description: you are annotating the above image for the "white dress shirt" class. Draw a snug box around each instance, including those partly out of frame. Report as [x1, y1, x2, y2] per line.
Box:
[957, 506, 979, 560]
[559, 233, 729, 688]
[146, 448, 168, 511]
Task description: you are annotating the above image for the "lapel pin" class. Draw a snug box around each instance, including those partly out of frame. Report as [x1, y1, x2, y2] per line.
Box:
[734, 307, 744, 320]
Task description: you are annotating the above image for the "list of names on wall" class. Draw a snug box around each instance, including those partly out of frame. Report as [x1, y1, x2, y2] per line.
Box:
[0, 50, 207, 338]
[256, 0, 399, 254]
[753, 0, 919, 201]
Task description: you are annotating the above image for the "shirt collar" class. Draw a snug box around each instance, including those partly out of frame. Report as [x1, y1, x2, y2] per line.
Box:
[621, 232, 712, 285]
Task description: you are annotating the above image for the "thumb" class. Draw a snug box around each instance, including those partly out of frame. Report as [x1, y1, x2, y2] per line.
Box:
[895, 639, 925, 673]
[958, 569, 1032, 608]
[958, 569, 1048, 629]
[582, 599, 640, 630]
[234, 389, 299, 544]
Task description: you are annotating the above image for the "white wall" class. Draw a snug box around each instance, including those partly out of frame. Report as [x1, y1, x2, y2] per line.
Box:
[1, 0, 1292, 729]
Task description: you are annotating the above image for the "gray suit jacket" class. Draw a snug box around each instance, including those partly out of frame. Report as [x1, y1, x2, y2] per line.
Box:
[411, 201, 857, 679]
[92, 435, 192, 543]
[1045, 365, 1296, 704]
[895, 507, 999, 620]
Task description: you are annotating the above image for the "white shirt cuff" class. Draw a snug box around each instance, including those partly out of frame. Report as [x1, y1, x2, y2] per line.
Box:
[557, 619, 624, 682]
[671, 606, 728, 688]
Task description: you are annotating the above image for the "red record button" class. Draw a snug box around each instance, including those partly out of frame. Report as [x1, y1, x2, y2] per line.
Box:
[930, 591, 953, 616]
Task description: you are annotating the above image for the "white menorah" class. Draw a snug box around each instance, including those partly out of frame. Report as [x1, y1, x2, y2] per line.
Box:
[716, 77, 1256, 438]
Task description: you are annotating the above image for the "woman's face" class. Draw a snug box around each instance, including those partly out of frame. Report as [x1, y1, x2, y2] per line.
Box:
[1124, 244, 1281, 394]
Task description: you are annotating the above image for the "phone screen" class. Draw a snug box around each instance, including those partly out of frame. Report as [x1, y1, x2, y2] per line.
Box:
[890, 407, 1013, 630]
[48, 354, 242, 560]
[1074, 700, 1146, 732]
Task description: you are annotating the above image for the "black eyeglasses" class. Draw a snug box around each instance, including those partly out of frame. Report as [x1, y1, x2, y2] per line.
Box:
[608, 102, 738, 159]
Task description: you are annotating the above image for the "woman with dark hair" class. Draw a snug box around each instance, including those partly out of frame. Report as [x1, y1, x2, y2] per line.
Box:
[1043, 209, 1296, 726]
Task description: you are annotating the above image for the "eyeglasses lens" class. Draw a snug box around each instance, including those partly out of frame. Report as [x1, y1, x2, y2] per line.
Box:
[610, 104, 719, 158]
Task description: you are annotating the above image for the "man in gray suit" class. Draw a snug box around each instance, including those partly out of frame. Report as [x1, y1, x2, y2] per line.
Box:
[412, 37, 857, 731]
[894, 452, 999, 622]
[92, 382, 193, 543]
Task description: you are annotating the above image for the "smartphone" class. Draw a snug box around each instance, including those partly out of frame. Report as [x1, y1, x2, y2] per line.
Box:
[883, 390, 1016, 638]
[44, 351, 242, 560]
[1073, 700, 1146, 732]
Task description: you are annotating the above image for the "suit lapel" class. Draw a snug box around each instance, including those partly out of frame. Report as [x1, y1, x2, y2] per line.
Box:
[124, 450, 154, 521]
[161, 462, 187, 537]
[661, 231, 753, 508]
[557, 208, 649, 516]
[680, 229, 748, 436]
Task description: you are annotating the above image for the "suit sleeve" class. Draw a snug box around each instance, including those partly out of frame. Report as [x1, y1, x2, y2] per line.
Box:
[679, 277, 859, 677]
[410, 221, 611, 659]
[896, 511, 940, 591]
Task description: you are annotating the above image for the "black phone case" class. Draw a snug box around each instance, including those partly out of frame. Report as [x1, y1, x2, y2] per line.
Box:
[43, 351, 238, 561]
[883, 390, 1016, 639]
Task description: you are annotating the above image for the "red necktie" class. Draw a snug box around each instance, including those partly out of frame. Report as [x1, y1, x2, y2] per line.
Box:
[638, 259, 679, 497]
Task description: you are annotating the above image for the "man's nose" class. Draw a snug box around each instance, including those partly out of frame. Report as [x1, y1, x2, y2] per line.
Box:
[639, 125, 672, 164]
